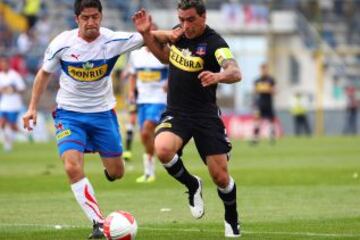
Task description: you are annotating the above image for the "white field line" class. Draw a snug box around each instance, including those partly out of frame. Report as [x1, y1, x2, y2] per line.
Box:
[0, 223, 359, 238]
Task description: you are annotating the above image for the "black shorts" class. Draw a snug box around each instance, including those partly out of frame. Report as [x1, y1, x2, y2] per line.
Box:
[155, 111, 232, 162]
[257, 105, 275, 120]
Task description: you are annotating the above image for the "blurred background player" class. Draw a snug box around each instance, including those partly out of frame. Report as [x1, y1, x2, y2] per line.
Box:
[290, 92, 312, 136]
[343, 85, 358, 135]
[128, 23, 168, 183]
[0, 54, 26, 152]
[110, 54, 135, 162]
[122, 86, 137, 162]
[251, 63, 276, 145]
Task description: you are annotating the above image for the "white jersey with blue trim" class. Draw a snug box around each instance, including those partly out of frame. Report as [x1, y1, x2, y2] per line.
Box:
[42, 27, 143, 113]
[128, 47, 168, 104]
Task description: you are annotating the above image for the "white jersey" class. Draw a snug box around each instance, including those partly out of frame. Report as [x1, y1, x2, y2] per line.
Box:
[0, 69, 26, 111]
[42, 27, 143, 113]
[128, 47, 168, 104]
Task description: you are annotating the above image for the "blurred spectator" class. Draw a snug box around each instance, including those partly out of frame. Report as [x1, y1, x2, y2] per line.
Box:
[22, 0, 42, 30]
[343, 85, 358, 135]
[16, 29, 36, 55]
[0, 14, 13, 51]
[0, 54, 26, 152]
[9, 52, 29, 79]
[290, 92, 312, 136]
[34, 14, 50, 47]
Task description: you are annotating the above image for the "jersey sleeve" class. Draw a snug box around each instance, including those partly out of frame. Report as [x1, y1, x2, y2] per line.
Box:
[211, 36, 234, 66]
[108, 31, 144, 56]
[42, 32, 69, 73]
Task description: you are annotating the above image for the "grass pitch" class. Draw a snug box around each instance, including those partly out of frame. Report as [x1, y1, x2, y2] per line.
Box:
[0, 136, 360, 239]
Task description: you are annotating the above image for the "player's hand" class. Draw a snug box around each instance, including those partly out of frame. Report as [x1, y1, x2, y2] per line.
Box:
[132, 9, 152, 34]
[198, 71, 221, 87]
[2, 86, 15, 94]
[22, 109, 37, 131]
[169, 27, 184, 43]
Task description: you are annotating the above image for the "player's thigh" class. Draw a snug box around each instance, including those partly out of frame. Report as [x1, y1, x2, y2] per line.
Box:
[193, 117, 232, 162]
[53, 109, 87, 156]
[89, 110, 122, 158]
[154, 113, 191, 158]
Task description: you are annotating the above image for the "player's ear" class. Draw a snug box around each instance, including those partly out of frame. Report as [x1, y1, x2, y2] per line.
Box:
[74, 15, 79, 25]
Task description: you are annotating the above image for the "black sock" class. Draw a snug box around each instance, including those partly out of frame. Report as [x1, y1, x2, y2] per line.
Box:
[104, 169, 115, 182]
[254, 126, 260, 137]
[164, 155, 198, 192]
[217, 182, 238, 224]
[126, 129, 133, 151]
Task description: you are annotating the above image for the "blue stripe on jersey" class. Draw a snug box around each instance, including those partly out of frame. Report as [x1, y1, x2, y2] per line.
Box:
[60, 55, 119, 82]
[135, 67, 169, 80]
[48, 47, 71, 60]
[104, 35, 133, 44]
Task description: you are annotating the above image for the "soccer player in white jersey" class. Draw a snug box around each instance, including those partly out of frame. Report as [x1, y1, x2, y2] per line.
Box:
[128, 24, 168, 183]
[22, 0, 174, 238]
[0, 55, 26, 152]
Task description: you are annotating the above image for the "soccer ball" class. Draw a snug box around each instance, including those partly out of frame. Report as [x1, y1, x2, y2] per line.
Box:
[103, 210, 137, 240]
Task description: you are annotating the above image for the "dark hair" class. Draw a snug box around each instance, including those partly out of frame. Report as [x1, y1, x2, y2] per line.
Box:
[177, 0, 206, 15]
[74, 0, 102, 16]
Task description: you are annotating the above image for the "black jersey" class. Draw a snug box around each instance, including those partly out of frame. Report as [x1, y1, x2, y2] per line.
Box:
[167, 26, 231, 117]
[254, 75, 275, 108]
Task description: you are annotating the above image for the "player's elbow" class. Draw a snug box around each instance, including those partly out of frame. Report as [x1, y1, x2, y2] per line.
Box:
[233, 71, 241, 83]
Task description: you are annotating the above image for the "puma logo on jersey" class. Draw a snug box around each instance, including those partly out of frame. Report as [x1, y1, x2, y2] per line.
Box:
[169, 46, 204, 72]
[71, 54, 80, 60]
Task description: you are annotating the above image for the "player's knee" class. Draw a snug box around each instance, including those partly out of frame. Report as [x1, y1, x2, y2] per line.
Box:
[155, 145, 174, 163]
[64, 160, 83, 181]
[211, 172, 229, 188]
[108, 168, 124, 180]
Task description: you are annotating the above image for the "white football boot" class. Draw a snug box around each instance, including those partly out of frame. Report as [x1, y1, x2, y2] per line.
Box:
[224, 220, 241, 238]
[188, 176, 204, 219]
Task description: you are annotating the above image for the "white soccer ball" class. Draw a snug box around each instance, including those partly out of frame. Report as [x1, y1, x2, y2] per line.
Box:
[103, 210, 137, 240]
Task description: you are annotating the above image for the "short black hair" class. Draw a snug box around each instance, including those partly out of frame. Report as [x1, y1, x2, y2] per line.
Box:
[177, 0, 206, 15]
[74, 0, 102, 16]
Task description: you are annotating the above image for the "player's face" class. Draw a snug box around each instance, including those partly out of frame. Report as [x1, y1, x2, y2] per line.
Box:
[76, 8, 102, 41]
[261, 65, 268, 76]
[178, 8, 206, 39]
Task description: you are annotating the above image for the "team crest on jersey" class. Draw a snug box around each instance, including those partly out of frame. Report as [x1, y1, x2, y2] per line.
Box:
[68, 61, 108, 82]
[196, 43, 207, 56]
[169, 46, 204, 72]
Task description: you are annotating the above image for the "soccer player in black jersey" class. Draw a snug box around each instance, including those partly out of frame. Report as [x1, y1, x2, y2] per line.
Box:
[251, 63, 276, 145]
[133, 0, 242, 237]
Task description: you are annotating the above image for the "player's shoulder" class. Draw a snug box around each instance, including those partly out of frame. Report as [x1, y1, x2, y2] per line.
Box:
[202, 26, 228, 51]
[49, 29, 76, 49]
[101, 27, 141, 42]
[204, 26, 226, 42]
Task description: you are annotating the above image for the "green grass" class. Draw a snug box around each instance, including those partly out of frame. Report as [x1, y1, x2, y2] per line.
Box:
[0, 136, 360, 239]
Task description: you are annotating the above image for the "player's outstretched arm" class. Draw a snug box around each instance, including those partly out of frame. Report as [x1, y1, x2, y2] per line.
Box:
[23, 69, 51, 131]
[132, 9, 170, 64]
[152, 27, 184, 44]
[198, 59, 242, 87]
